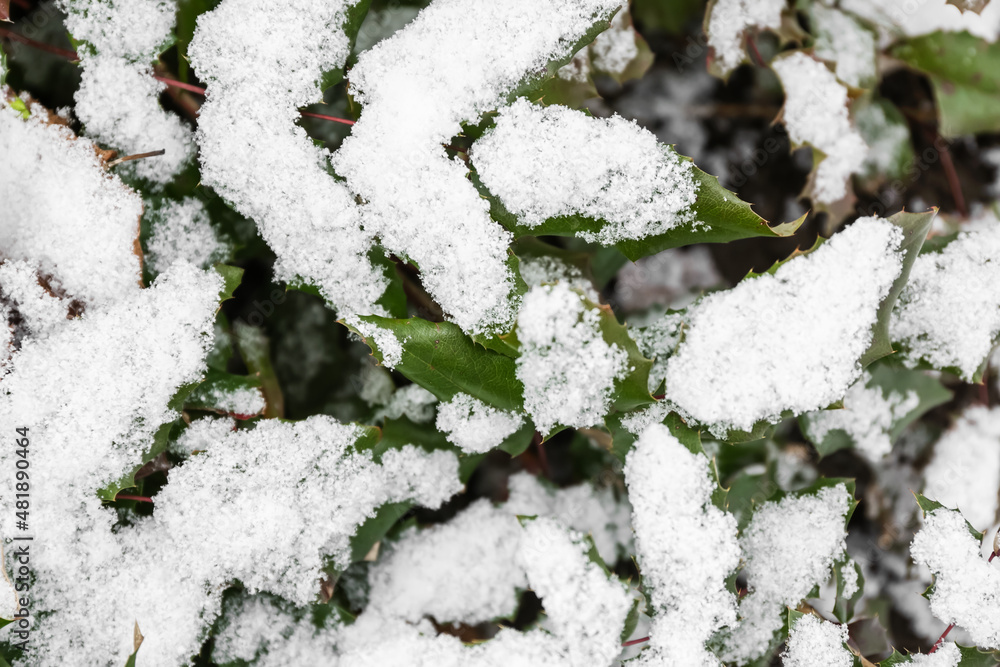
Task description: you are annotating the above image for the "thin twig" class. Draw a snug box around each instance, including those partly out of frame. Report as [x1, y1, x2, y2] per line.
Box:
[152, 73, 205, 95]
[115, 495, 154, 504]
[299, 110, 355, 126]
[622, 636, 650, 647]
[0, 25, 77, 60]
[107, 149, 165, 167]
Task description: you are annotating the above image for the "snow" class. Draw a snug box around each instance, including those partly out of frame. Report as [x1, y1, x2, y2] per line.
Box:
[664, 217, 904, 438]
[373, 384, 438, 424]
[812, 5, 877, 88]
[625, 423, 740, 666]
[802, 370, 920, 460]
[169, 416, 235, 456]
[911, 508, 1000, 649]
[519, 255, 599, 301]
[840, 0, 1000, 43]
[189, 0, 388, 319]
[348, 317, 404, 369]
[333, 0, 621, 333]
[0, 104, 143, 306]
[0, 260, 71, 340]
[435, 393, 524, 454]
[196, 383, 266, 417]
[60, 0, 194, 184]
[145, 197, 231, 276]
[772, 52, 869, 204]
[923, 406, 1000, 531]
[516, 282, 628, 433]
[782, 615, 853, 667]
[706, 0, 785, 76]
[720, 484, 851, 663]
[591, 4, 639, 75]
[472, 98, 698, 245]
[907, 642, 962, 666]
[614, 246, 721, 312]
[891, 222, 1000, 380]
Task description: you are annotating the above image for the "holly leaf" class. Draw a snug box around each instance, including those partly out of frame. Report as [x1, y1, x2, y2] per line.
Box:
[344, 316, 525, 412]
[913, 493, 984, 542]
[799, 364, 952, 458]
[588, 297, 654, 412]
[860, 209, 936, 367]
[892, 31, 1000, 136]
[484, 161, 805, 262]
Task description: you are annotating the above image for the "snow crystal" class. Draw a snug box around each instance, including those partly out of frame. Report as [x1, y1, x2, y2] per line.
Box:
[782, 615, 853, 667]
[504, 471, 633, 565]
[911, 508, 1000, 649]
[435, 393, 524, 454]
[802, 370, 920, 460]
[197, 384, 265, 417]
[516, 283, 627, 433]
[772, 52, 869, 204]
[366, 500, 526, 625]
[892, 223, 1000, 380]
[472, 98, 698, 245]
[812, 5, 877, 88]
[590, 4, 639, 75]
[373, 384, 438, 424]
[633, 311, 686, 392]
[841, 560, 860, 598]
[908, 643, 962, 666]
[0, 104, 143, 306]
[60, 0, 194, 183]
[0, 260, 71, 340]
[664, 217, 903, 437]
[145, 197, 231, 276]
[349, 317, 404, 369]
[706, 0, 785, 76]
[721, 484, 851, 663]
[190, 0, 388, 318]
[625, 423, 740, 666]
[169, 416, 235, 456]
[333, 0, 621, 332]
[924, 406, 1000, 531]
[519, 255, 599, 300]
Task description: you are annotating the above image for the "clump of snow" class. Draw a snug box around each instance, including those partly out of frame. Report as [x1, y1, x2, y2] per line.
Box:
[519, 255, 599, 301]
[189, 0, 388, 318]
[891, 223, 1000, 380]
[516, 283, 627, 433]
[145, 197, 231, 276]
[504, 471, 633, 564]
[196, 383, 266, 417]
[906, 643, 962, 666]
[706, 0, 785, 76]
[59, 0, 194, 183]
[720, 484, 851, 662]
[349, 317, 404, 369]
[366, 499, 525, 624]
[664, 217, 903, 438]
[0, 104, 143, 306]
[911, 508, 1000, 649]
[782, 615, 853, 667]
[812, 5, 877, 88]
[373, 384, 438, 424]
[169, 416, 235, 456]
[435, 393, 524, 453]
[333, 0, 621, 333]
[802, 370, 920, 460]
[0, 260, 70, 340]
[590, 3, 639, 75]
[840, 0, 1000, 43]
[614, 246, 722, 312]
[472, 98, 698, 245]
[625, 423, 740, 665]
[855, 98, 912, 179]
[923, 406, 1000, 531]
[772, 52, 869, 204]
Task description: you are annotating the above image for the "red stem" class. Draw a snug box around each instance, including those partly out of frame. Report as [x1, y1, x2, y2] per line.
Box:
[0, 25, 78, 60]
[299, 110, 355, 126]
[152, 74, 205, 95]
[929, 550, 997, 653]
[115, 494, 154, 504]
[622, 636, 650, 647]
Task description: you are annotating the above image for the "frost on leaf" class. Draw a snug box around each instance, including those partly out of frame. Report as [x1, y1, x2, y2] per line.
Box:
[624, 423, 740, 666]
[189, 0, 388, 319]
[663, 217, 904, 438]
[0, 102, 143, 306]
[923, 406, 1000, 532]
[781, 614, 854, 667]
[59, 0, 195, 183]
[515, 282, 628, 434]
[145, 197, 232, 277]
[891, 220, 1000, 381]
[719, 484, 851, 663]
[772, 52, 869, 205]
[705, 0, 785, 77]
[911, 508, 1000, 649]
[332, 0, 621, 333]
[435, 392, 524, 454]
[471, 98, 698, 245]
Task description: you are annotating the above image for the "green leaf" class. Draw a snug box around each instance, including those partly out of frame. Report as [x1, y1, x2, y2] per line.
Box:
[892, 31, 1000, 136]
[483, 160, 805, 262]
[882, 646, 1000, 665]
[212, 264, 244, 307]
[799, 364, 952, 458]
[833, 557, 865, 623]
[8, 96, 28, 120]
[232, 321, 284, 419]
[184, 368, 265, 418]
[913, 493, 984, 542]
[175, 0, 218, 82]
[344, 316, 525, 412]
[860, 209, 936, 368]
[348, 500, 411, 565]
[589, 298, 654, 412]
[0, 42, 8, 88]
